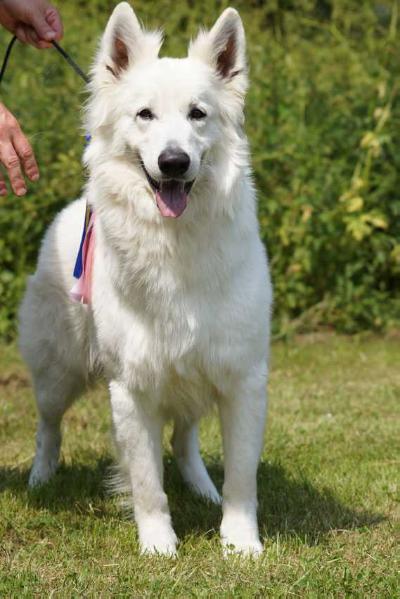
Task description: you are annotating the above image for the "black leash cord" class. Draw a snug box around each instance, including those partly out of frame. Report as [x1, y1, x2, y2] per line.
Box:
[0, 34, 17, 84]
[51, 40, 89, 84]
[0, 34, 89, 85]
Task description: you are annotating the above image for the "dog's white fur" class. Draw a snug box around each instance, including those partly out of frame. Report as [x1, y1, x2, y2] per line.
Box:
[19, 2, 272, 556]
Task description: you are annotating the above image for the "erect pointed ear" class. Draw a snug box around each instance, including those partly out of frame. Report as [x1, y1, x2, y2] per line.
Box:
[100, 2, 162, 77]
[188, 8, 247, 83]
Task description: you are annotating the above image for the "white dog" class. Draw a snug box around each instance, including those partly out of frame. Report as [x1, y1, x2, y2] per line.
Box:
[19, 2, 272, 556]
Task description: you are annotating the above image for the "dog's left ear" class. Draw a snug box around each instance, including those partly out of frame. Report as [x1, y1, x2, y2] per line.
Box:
[189, 8, 247, 88]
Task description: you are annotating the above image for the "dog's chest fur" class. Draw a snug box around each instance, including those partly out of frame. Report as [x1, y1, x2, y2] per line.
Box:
[89, 196, 260, 413]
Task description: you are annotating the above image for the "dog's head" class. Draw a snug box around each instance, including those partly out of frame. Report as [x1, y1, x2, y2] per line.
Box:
[85, 2, 248, 220]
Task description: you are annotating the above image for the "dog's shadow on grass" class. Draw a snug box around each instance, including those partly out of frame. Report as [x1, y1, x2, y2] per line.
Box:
[166, 460, 384, 544]
[0, 458, 384, 545]
[0, 457, 114, 520]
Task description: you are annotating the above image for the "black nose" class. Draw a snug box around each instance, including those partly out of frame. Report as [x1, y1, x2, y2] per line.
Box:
[158, 148, 190, 178]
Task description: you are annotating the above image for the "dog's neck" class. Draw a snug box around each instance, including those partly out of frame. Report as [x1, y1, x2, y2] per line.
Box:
[87, 158, 256, 308]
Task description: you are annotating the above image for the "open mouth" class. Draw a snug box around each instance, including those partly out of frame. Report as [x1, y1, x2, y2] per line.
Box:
[140, 159, 194, 218]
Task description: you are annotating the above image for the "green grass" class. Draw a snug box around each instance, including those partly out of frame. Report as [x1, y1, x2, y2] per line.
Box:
[0, 334, 399, 597]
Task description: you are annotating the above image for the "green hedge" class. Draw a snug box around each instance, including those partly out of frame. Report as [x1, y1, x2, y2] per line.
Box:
[0, 0, 399, 338]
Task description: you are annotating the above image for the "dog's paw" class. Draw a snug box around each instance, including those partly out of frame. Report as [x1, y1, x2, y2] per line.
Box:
[177, 458, 221, 504]
[140, 538, 178, 557]
[138, 517, 178, 557]
[28, 458, 58, 488]
[222, 538, 263, 557]
[189, 479, 222, 505]
[220, 513, 263, 557]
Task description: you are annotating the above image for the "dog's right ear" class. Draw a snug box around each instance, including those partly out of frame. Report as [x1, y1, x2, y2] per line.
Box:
[99, 2, 162, 78]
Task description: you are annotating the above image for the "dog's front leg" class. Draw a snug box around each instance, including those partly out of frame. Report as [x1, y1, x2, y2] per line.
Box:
[110, 381, 177, 555]
[219, 372, 267, 555]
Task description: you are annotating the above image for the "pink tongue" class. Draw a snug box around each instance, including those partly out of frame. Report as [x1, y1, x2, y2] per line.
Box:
[156, 181, 188, 218]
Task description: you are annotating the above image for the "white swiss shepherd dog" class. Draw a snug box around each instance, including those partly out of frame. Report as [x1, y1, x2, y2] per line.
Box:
[19, 2, 272, 556]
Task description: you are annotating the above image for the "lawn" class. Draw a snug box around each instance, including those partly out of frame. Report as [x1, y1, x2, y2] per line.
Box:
[0, 334, 398, 597]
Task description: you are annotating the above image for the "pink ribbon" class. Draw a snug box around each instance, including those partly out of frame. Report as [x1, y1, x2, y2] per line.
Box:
[70, 211, 95, 305]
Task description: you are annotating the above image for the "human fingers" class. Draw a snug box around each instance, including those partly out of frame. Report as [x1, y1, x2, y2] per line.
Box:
[0, 141, 27, 196]
[45, 6, 63, 41]
[0, 105, 28, 195]
[15, 24, 51, 49]
[0, 171, 7, 196]
[29, 3, 62, 42]
[12, 127, 39, 183]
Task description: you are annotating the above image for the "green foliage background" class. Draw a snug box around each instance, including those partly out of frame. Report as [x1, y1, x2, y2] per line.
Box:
[0, 0, 399, 338]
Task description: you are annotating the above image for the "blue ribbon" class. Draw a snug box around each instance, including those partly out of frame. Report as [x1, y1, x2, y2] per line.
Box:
[73, 203, 92, 279]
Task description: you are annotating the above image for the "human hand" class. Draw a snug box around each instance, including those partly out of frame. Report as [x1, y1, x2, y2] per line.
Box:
[0, 0, 63, 49]
[0, 103, 39, 196]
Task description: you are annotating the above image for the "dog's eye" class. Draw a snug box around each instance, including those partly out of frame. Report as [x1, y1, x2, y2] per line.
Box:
[137, 108, 154, 120]
[189, 107, 207, 120]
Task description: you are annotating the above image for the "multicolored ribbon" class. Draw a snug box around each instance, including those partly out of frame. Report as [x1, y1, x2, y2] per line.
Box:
[70, 202, 95, 305]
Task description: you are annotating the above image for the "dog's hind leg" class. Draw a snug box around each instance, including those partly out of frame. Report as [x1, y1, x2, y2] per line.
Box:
[29, 368, 85, 487]
[20, 285, 88, 487]
[172, 420, 221, 504]
[18, 199, 92, 487]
